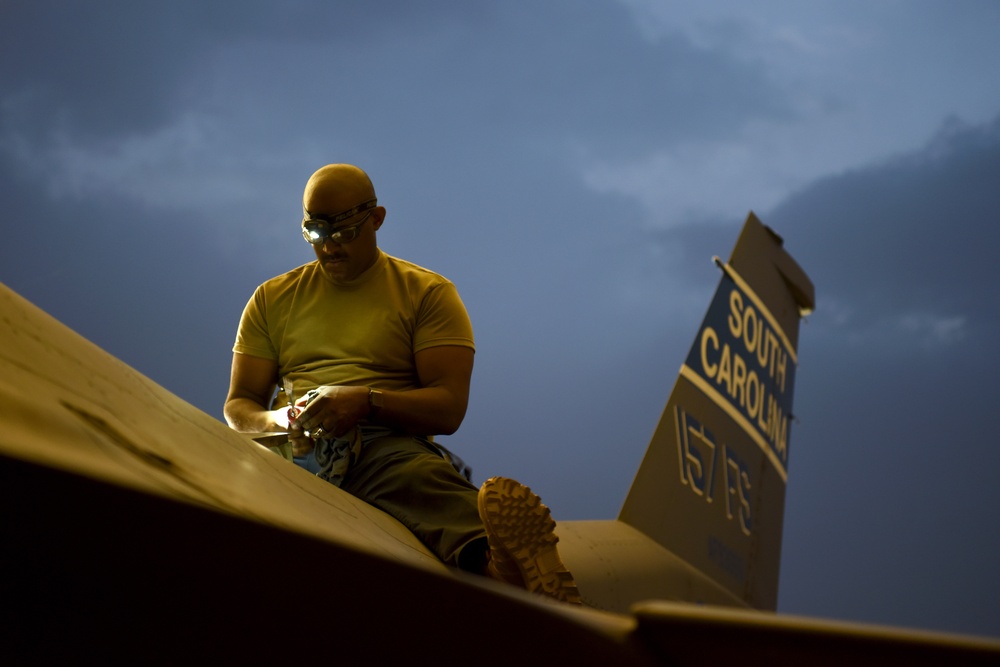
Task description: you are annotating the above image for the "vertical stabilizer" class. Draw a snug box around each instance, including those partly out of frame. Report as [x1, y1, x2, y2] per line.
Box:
[618, 213, 814, 610]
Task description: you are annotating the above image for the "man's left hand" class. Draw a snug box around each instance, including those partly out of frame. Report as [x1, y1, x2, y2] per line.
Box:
[291, 385, 371, 440]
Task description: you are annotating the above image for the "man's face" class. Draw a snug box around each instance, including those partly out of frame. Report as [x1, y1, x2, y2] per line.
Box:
[303, 196, 385, 282]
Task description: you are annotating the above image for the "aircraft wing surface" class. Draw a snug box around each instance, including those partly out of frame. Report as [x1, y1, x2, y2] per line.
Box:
[0, 280, 651, 664]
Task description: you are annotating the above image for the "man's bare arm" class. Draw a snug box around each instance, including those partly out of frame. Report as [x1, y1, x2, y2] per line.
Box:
[392, 344, 474, 435]
[223, 352, 287, 433]
[293, 345, 474, 439]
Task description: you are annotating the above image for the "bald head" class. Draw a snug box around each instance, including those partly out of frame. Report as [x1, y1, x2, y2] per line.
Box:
[301, 164, 386, 282]
[303, 164, 377, 216]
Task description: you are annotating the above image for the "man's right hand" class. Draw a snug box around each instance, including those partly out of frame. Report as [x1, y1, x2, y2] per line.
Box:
[285, 405, 315, 457]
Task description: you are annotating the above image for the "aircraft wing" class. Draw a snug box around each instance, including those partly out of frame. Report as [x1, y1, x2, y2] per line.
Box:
[0, 279, 651, 664]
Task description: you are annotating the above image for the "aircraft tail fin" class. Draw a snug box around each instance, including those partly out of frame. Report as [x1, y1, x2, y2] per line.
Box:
[618, 212, 814, 610]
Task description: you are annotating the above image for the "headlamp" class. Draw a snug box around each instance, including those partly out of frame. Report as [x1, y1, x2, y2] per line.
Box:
[301, 199, 377, 246]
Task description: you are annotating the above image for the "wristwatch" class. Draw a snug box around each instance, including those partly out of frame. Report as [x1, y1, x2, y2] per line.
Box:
[368, 387, 384, 417]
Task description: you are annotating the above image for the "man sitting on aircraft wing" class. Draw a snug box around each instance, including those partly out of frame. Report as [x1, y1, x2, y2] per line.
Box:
[223, 163, 581, 605]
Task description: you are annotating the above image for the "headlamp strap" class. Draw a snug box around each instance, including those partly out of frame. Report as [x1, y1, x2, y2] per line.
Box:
[304, 199, 377, 225]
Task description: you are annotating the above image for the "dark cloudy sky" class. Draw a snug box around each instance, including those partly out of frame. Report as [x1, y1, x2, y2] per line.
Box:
[3, 0, 999, 639]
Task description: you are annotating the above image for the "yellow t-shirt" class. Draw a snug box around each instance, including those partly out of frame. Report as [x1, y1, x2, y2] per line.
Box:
[233, 250, 475, 401]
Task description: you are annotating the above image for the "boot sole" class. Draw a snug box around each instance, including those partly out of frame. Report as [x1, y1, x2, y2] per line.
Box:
[478, 477, 583, 605]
